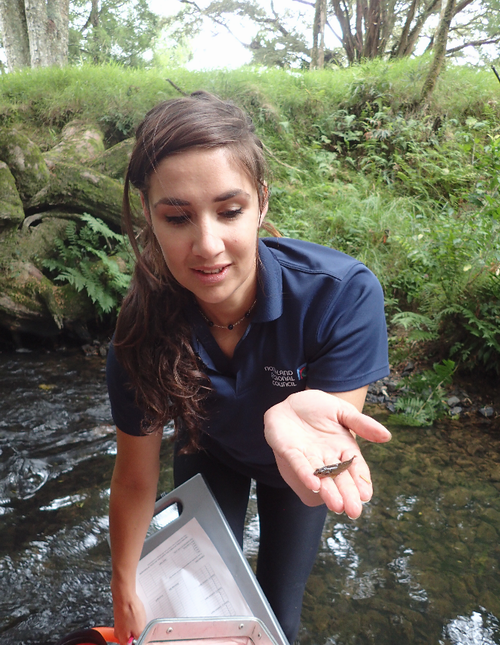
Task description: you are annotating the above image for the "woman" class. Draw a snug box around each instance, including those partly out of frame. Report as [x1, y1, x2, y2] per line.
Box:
[106, 90, 391, 645]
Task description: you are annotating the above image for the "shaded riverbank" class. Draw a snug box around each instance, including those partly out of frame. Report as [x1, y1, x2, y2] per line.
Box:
[366, 366, 500, 430]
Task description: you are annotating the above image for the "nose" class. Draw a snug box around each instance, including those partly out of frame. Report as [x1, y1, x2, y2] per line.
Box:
[192, 218, 225, 258]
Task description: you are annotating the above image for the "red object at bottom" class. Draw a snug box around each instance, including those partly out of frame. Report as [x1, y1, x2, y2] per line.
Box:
[94, 627, 118, 642]
[54, 626, 117, 645]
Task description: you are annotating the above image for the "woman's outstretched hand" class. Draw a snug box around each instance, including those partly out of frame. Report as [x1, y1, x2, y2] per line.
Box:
[263, 389, 391, 519]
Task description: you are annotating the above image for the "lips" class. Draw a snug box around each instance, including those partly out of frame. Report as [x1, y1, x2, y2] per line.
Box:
[190, 264, 231, 283]
[196, 267, 225, 274]
[192, 264, 230, 274]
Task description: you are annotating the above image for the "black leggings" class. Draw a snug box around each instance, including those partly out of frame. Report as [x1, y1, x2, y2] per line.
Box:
[174, 448, 328, 644]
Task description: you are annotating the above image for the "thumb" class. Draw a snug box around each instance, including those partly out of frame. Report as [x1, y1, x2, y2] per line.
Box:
[337, 406, 392, 443]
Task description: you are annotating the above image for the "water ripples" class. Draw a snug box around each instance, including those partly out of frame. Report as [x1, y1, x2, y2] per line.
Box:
[2, 350, 500, 644]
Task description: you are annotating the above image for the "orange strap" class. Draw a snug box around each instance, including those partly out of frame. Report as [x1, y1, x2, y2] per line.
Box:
[54, 626, 117, 645]
[94, 627, 118, 643]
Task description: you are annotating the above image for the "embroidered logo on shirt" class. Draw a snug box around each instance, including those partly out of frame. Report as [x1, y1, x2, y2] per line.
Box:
[297, 363, 307, 381]
[264, 364, 307, 388]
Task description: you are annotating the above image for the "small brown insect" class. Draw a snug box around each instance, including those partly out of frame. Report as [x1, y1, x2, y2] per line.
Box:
[314, 455, 356, 478]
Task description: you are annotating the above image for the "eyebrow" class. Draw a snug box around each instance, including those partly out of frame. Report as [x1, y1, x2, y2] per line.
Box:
[153, 189, 251, 209]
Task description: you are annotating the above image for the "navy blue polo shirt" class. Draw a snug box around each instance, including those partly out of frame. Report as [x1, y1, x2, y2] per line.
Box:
[107, 237, 389, 485]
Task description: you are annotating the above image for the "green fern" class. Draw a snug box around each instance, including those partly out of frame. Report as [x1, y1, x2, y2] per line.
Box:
[392, 360, 455, 427]
[42, 213, 132, 316]
[391, 311, 439, 342]
[392, 396, 438, 427]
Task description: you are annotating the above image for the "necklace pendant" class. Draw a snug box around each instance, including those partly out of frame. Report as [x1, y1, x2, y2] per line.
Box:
[198, 298, 257, 331]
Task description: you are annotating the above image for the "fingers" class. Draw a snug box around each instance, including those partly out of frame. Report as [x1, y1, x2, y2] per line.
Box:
[314, 456, 373, 519]
[112, 599, 146, 645]
[318, 472, 362, 518]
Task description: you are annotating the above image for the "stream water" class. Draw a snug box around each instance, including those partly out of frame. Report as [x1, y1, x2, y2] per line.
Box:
[1, 349, 500, 645]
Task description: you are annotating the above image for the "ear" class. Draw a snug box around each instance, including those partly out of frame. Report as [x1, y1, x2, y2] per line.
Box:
[141, 193, 152, 225]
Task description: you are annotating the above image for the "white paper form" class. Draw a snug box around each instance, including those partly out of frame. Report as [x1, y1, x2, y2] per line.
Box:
[136, 517, 253, 623]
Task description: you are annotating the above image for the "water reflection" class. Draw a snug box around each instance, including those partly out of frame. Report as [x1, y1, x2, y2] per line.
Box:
[1, 349, 500, 644]
[301, 415, 500, 645]
[0, 350, 116, 644]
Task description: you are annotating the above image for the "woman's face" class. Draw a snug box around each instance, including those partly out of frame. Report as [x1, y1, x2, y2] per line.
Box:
[143, 147, 266, 315]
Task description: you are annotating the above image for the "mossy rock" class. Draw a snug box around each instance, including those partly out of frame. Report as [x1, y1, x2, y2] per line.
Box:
[0, 217, 101, 338]
[0, 161, 25, 230]
[0, 257, 95, 337]
[19, 216, 72, 261]
[0, 216, 70, 266]
[27, 161, 131, 229]
[0, 128, 50, 202]
[0, 260, 64, 335]
[89, 137, 134, 180]
[0, 119, 140, 340]
[44, 120, 105, 166]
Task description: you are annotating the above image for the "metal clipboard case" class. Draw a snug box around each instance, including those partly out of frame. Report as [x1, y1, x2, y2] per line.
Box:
[138, 474, 288, 645]
[137, 617, 279, 645]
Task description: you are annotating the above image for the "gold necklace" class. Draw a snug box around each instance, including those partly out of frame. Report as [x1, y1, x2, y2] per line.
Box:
[199, 299, 257, 330]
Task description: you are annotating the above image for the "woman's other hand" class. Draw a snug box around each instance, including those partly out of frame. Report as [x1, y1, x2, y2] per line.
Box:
[109, 428, 162, 645]
[111, 582, 146, 645]
[263, 389, 391, 518]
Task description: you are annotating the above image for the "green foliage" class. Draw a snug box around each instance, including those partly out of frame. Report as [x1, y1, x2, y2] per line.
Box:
[166, 0, 500, 69]
[2, 60, 500, 374]
[69, 0, 166, 67]
[391, 360, 456, 427]
[42, 214, 132, 317]
[389, 204, 500, 373]
[165, 0, 311, 69]
[310, 103, 500, 204]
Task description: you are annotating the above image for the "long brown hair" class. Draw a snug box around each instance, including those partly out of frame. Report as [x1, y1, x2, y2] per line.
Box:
[114, 91, 271, 452]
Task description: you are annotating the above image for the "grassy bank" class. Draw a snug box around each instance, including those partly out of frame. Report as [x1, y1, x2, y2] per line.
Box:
[1, 59, 500, 384]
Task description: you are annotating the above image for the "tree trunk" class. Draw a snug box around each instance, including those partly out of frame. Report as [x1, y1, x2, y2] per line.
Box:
[380, 0, 397, 53]
[24, 0, 51, 66]
[363, 0, 382, 58]
[24, 0, 69, 67]
[397, 0, 441, 57]
[355, 0, 364, 57]
[310, 0, 327, 68]
[47, 0, 69, 66]
[0, 0, 30, 71]
[392, 0, 418, 58]
[420, 0, 456, 104]
[330, 0, 357, 64]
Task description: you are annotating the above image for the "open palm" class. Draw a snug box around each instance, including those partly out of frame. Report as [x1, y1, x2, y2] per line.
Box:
[264, 390, 391, 518]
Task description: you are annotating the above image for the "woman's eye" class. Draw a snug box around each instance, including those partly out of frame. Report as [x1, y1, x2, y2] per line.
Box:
[165, 215, 190, 225]
[221, 208, 243, 219]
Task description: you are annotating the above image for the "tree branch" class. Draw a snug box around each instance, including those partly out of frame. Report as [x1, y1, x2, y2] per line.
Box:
[180, 0, 252, 48]
[331, 0, 356, 62]
[446, 35, 500, 55]
[166, 78, 188, 96]
[453, 0, 474, 15]
[262, 142, 304, 173]
[325, 19, 343, 46]
[401, 0, 441, 57]
[392, 0, 418, 58]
